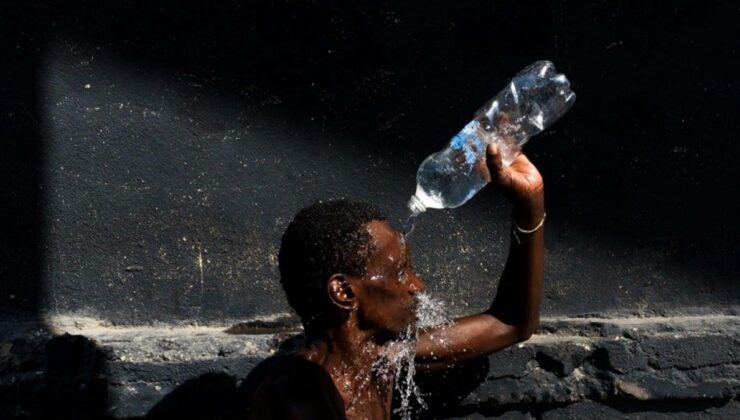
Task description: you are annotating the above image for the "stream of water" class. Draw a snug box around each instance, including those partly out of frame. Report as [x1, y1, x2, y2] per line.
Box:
[374, 291, 452, 419]
[401, 213, 418, 238]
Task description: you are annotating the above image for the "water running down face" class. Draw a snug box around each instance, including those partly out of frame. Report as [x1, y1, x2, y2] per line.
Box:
[344, 222, 452, 420]
[352, 221, 426, 337]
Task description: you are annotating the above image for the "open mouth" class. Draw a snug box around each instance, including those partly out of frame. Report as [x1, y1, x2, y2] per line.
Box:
[407, 298, 420, 317]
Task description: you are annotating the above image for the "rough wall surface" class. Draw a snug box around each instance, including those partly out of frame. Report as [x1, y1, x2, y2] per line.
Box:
[3, 316, 740, 418]
[2, 0, 739, 322]
[2, 0, 740, 418]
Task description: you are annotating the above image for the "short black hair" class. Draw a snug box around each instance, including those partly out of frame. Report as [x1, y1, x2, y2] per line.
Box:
[278, 200, 387, 327]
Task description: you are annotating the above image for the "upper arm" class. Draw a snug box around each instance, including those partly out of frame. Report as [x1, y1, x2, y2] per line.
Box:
[414, 312, 531, 371]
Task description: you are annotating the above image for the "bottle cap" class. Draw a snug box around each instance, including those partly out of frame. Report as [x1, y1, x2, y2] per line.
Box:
[408, 195, 427, 216]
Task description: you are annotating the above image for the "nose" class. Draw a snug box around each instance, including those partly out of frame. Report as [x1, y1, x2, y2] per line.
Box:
[408, 271, 426, 294]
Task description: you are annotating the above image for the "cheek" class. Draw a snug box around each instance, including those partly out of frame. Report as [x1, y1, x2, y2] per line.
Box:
[360, 282, 407, 314]
[364, 284, 397, 304]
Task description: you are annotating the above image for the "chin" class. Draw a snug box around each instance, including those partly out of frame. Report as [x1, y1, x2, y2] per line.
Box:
[373, 329, 400, 345]
[375, 313, 417, 340]
[395, 317, 417, 337]
[381, 322, 411, 340]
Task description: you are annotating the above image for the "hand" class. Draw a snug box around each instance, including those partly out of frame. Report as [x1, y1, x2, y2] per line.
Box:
[485, 144, 544, 217]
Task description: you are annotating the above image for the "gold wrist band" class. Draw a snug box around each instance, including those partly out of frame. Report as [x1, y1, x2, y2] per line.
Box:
[512, 212, 546, 244]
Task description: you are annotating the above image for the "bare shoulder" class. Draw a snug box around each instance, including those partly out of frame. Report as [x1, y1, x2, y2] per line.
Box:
[246, 354, 346, 420]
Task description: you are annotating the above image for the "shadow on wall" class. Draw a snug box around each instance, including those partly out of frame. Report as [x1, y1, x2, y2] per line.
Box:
[0, 332, 110, 419]
[2, 4, 111, 415]
[1, 1, 46, 321]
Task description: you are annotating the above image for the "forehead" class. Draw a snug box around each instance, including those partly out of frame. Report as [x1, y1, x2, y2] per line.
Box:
[365, 221, 405, 262]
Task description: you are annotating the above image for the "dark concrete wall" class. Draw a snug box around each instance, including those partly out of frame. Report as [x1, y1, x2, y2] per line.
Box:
[3, 316, 740, 419]
[3, 2, 740, 418]
[3, 1, 740, 323]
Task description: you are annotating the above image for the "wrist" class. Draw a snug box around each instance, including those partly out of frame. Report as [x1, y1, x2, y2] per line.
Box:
[511, 188, 545, 228]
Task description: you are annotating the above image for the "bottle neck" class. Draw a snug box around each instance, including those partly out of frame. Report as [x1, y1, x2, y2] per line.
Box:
[408, 194, 427, 216]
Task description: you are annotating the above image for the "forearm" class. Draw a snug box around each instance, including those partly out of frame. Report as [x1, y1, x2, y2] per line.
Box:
[487, 188, 545, 339]
[415, 150, 546, 369]
[415, 189, 545, 370]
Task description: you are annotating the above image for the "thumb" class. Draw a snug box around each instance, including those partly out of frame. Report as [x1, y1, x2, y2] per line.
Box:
[486, 143, 504, 174]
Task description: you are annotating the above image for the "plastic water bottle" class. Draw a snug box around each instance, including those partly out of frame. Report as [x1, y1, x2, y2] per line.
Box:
[407, 60, 575, 217]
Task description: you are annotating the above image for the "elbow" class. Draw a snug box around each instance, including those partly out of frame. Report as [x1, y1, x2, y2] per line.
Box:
[488, 307, 540, 345]
[513, 329, 533, 344]
[513, 318, 539, 343]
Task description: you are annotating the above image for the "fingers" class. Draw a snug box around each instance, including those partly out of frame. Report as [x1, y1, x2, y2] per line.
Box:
[486, 143, 504, 173]
[484, 143, 544, 200]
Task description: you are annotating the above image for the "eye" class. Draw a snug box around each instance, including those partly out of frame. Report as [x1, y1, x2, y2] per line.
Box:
[398, 269, 408, 283]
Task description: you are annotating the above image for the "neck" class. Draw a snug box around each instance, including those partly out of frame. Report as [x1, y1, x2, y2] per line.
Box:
[305, 316, 382, 377]
[302, 316, 401, 416]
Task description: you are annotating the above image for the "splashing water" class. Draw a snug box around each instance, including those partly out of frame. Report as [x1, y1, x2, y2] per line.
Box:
[394, 332, 425, 419]
[373, 292, 453, 419]
[414, 292, 452, 329]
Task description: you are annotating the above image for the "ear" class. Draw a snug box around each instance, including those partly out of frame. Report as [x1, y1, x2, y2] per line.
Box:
[327, 274, 357, 310]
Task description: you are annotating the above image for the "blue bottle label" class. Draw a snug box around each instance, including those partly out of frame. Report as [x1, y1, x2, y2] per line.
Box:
[450, 120, 486, 171]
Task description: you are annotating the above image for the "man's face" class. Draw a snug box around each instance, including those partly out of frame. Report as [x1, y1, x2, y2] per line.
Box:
[351, 220, 426, 337]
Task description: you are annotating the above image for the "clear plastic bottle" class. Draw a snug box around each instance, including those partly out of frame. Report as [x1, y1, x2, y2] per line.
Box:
[408, 60, 575, 217]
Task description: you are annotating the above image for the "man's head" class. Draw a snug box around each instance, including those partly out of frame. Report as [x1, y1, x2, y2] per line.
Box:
[278, 200, 425, 336]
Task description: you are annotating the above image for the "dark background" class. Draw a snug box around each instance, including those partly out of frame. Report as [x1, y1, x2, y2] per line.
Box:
[2, 1, 739, 324]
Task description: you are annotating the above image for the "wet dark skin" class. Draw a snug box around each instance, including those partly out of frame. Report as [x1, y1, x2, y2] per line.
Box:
[250, 144, 545, 419]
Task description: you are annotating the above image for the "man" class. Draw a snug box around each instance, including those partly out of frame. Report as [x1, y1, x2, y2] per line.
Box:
[248, 144, 545, 419]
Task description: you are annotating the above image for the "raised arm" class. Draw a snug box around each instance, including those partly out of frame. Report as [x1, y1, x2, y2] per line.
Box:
[415, 143, 545, 370]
